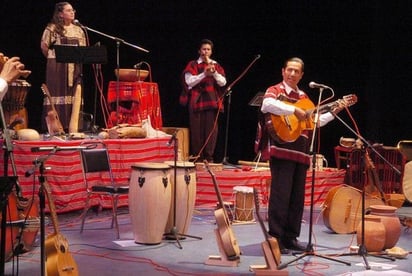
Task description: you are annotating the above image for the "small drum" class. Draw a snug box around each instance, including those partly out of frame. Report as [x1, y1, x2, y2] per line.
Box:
[2, 79, 30, 130]
[129, 162, 171, 245]
[233, 186, 255, 222]
[163, 161, 196, 236]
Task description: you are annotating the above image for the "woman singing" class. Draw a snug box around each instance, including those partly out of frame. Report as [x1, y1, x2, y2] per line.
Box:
[40, 1, 86, 134]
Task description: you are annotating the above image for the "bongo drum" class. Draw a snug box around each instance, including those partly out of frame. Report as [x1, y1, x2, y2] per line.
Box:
[163, 161, 196, 236]
[233, 186, 255, 222]
[2, 79, 30, 130]
[129, 162, 171, 245]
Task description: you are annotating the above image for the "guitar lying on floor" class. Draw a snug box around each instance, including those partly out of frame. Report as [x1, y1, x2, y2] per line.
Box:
[265, 94, 357, 143]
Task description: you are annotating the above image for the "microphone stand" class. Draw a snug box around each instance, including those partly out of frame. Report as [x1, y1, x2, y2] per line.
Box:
[331, 113, 397, 269]
[221, 55, 261, 166]
[278, 87, 351, 270]
[164, 130, 202, 249]
[77, 22, 149, 126]
[25, 147, 58, 276]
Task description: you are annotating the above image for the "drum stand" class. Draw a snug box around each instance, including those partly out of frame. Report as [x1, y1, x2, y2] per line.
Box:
[278, 87, 351, 270]
[331, 113, 398, 269]
[164, 130, 202, 249]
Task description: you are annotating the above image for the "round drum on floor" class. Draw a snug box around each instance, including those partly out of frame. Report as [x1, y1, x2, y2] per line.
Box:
[129, 162, 171, 245]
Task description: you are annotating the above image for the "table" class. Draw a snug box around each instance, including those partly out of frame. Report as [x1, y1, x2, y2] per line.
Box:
[195, 168, 346, 208]
[0, 138, 174, 213]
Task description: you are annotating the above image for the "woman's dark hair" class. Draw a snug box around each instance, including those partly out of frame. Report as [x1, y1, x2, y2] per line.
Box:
[50, 2, 71, 36]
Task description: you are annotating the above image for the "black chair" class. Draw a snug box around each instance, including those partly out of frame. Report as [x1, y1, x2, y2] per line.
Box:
[79, 142, 129, 239]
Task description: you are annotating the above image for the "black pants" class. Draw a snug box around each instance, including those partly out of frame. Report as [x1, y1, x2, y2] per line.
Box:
[268, 157, 307, 241]
[189, 108, 218, 162]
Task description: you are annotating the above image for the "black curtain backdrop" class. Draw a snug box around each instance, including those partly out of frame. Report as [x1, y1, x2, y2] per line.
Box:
[1, 1, 411, 166]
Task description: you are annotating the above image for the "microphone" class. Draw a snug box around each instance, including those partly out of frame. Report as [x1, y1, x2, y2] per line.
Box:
[166, 129, 179, 146]
[72, 19, 84, 27]
[309, 81, 331, 89]
[133, 62, 144, 69]
[25, 168, 35, 177]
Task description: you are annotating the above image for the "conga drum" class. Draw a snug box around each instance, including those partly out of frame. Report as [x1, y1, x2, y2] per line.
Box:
[2, 79, 30, 130]
[129, 162, 171, 245]
[233, 186, 255, 222]
[163, 161, 196, 236]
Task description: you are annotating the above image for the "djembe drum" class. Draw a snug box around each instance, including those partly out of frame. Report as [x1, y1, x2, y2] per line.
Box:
[2, 79, 30, 130]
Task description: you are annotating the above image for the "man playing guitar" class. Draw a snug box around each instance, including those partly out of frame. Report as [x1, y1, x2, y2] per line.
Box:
[256, 57, 345, 254]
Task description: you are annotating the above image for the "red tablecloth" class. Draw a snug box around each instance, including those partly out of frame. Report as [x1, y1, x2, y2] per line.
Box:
[195, 168, 346, 208]
[0, 138, 174, 213]
[107, 81, 162, 129]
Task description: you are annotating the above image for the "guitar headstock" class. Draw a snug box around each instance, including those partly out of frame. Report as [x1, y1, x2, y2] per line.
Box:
[41, 83, 51, 99]
[341, 94, 358, 107]
[327, 94, 358, 113]
[203, 160, 215, 177]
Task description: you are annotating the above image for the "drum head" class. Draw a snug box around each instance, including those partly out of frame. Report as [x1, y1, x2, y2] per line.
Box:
[132, 162, 170, 170]
[233, 186, 253, 193]
[164, 161, 195, 168]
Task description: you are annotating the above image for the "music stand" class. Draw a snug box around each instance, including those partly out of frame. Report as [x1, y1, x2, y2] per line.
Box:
[249, 92, 265, 167]
[248, 91, 264, 107]
[55, 45, 108, 64]
[54, 45, 107, 131]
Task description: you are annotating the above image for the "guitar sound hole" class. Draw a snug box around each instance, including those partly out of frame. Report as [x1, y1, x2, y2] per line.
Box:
[60, 245, 66, 253]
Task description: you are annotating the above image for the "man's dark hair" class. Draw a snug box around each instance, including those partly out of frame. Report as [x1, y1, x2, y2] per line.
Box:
[199, 39, 214, 49]
[284, 57, 304, 72]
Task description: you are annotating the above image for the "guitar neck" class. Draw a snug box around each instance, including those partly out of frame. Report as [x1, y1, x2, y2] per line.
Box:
[253, 188, 271, 240]
[204, 162, 230, 219]
[41, 84, 58, 113]
[43, 179, 60, 234]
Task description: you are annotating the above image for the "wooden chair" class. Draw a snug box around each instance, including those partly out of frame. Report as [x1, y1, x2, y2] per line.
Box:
[79, 142, 128, 239]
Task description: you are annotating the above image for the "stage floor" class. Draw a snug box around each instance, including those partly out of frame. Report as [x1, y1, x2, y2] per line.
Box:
[4, 205, 412, 275]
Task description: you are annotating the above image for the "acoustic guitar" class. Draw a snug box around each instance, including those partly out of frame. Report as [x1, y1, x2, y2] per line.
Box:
[204, 160, 241, 260]
[41, 83, 65, 136]
[253, 187, 281, 267]
[265, 94, 357, 143]
[43, 179, 78, 275]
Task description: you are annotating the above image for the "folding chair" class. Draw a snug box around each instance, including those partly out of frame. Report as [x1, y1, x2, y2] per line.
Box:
[79, 142, 128, 239]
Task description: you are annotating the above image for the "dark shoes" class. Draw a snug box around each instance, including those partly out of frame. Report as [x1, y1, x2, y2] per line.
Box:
[278, 240, 290, 255]
[282, 238, 307, 252]
[267, 232, 307, 254]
